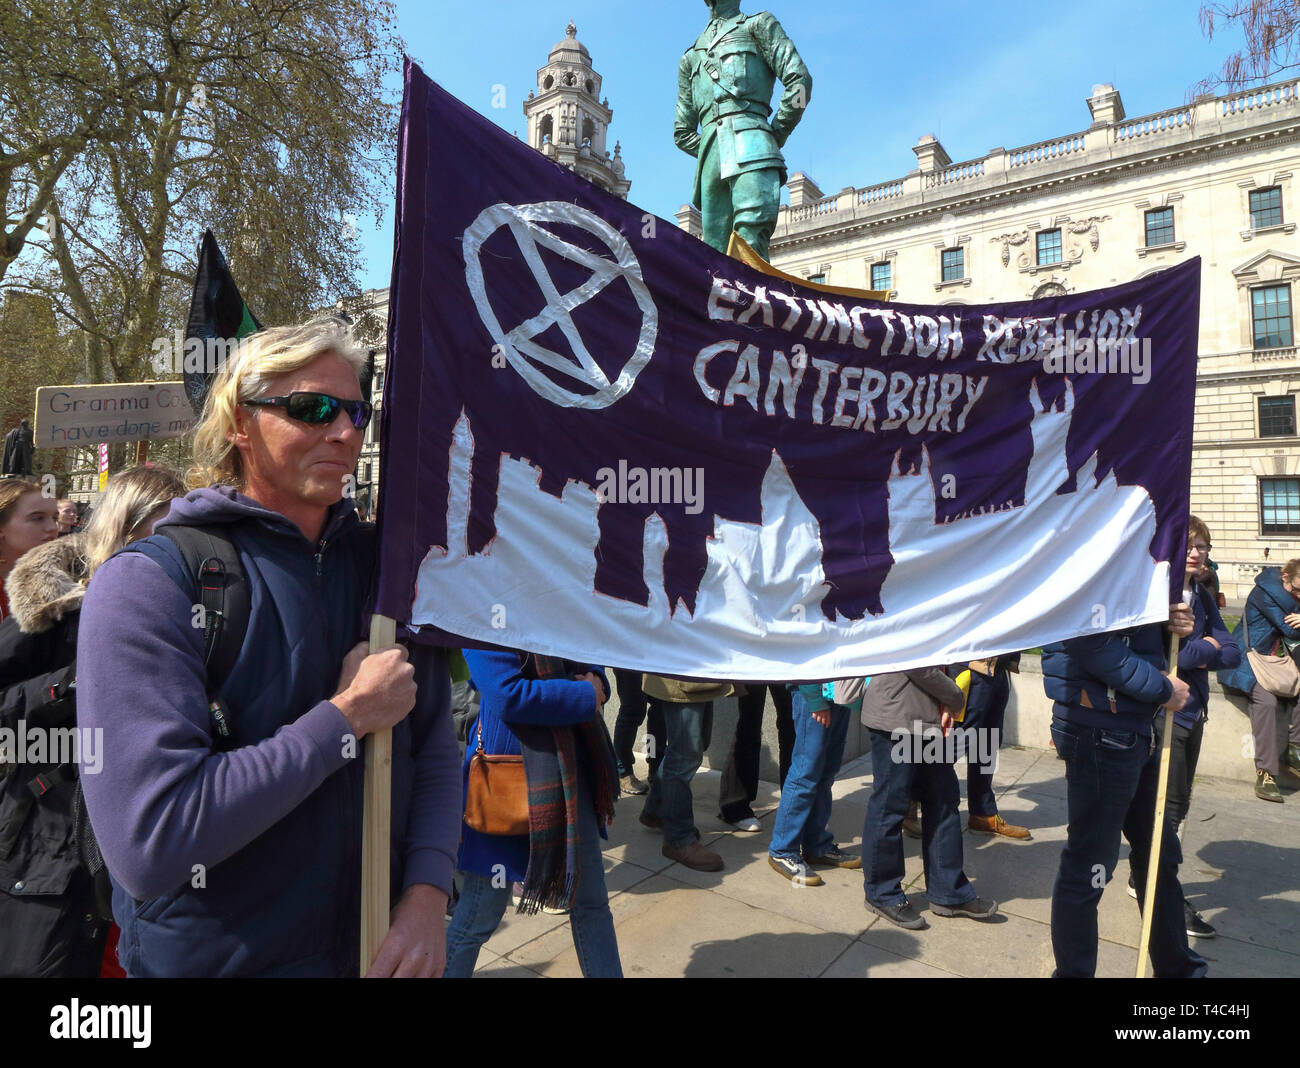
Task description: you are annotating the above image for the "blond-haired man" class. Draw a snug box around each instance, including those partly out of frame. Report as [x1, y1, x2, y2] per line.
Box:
[78, 323, 460, 977]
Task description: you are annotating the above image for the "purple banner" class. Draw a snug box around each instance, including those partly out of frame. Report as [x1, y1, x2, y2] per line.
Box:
[377, 62, 1199, 680]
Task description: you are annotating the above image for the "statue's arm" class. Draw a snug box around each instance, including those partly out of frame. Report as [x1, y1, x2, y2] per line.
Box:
[757, 13, 812, 148]
[674, 52, 701, 157]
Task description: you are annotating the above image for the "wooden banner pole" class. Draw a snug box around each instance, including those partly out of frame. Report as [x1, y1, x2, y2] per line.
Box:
[361, 613, 397, 974]
[134, 439, 149, 465]
[1135, 622, 1183, 978]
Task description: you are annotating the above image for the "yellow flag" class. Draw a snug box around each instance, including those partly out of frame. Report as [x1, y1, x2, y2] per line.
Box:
[952, 669, 972, 723]
[726, 232, 889, 302]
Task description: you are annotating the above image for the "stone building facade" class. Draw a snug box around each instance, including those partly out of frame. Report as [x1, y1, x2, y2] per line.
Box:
[347, 285, 389, 516]
[738, 80, 1300, 597]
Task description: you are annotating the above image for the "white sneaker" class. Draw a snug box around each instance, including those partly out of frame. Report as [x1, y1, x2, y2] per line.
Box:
[728, 816, 761, 832]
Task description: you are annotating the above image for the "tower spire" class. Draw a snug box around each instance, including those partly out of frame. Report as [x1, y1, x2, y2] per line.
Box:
[522, 22, 631, 198]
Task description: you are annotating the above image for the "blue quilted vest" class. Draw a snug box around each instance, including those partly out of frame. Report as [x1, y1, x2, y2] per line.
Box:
[109, 498, 417, 977]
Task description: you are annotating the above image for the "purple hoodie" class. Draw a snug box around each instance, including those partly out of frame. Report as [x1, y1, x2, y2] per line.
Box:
[76, 487, 460, 977]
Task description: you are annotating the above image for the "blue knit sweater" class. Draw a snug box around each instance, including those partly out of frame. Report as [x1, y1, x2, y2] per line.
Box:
[457, 650, 608, 882]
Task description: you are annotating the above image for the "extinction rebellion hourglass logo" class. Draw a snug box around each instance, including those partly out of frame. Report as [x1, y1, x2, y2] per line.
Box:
[461, 201, 659, 408]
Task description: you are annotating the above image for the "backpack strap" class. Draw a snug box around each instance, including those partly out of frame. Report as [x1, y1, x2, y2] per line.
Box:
[156, 525, 249, 697]
[75, 524, 251, 915]
[117, 524, 250, 750]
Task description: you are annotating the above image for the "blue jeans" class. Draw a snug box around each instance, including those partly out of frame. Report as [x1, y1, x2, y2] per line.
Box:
[769, 692, 850, 860]
[863, 726, 974, 908]
[444, 767, 622, 978]
[642, 701, 713, 848]
[1050, 716, 1207, 979]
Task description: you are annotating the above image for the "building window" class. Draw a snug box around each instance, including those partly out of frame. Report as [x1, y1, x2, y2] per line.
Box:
[941, 248, 964, 282]
[1250, 187, 1283, 229]
[1259, 395, 1297, 437]
[807, 273, 826, 284]
[871, 262, 891, 291]
[1251, 285, 1293, 350]
[1144, 207, 1174, 247]
[1036, 229, 1062, 266]
[1261, 477, 1300, 534]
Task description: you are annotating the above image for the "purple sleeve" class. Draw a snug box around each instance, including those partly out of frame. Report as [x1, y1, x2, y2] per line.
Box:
[1177, 637, 1217, 670]
[399, 646, 461, 896]
[76, 552, 355, 901]
[1179, 595, 1241, 672]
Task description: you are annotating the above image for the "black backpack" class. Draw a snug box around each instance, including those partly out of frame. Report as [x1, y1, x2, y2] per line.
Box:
[73, 524, 249, 920]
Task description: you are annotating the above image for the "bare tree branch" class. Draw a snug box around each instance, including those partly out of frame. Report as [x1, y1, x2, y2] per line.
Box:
[1198, 1, 1300, 93]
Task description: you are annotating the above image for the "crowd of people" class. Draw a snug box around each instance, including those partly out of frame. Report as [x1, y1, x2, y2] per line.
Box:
[0, 318, 1297, 979]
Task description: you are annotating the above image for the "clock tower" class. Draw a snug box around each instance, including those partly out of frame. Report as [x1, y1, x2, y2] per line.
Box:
[522, 21, 631, 199]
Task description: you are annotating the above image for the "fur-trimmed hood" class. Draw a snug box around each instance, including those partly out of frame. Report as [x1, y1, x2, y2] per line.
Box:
[3, 533, 89, 634]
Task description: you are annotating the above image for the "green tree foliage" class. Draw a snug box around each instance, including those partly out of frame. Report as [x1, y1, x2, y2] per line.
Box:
[0, 0, 138, 285]
[0, 290, 84, 479]
[3, 0, 402, 386]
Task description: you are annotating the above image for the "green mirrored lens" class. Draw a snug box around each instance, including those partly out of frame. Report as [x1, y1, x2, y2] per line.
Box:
[289, 393, 337, 423]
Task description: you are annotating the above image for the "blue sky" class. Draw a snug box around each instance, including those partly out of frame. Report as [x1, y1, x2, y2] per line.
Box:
[355, 0, 1238, 291]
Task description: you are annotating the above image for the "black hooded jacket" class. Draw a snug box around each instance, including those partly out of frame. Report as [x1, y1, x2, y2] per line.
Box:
[0, 535, 85, 900]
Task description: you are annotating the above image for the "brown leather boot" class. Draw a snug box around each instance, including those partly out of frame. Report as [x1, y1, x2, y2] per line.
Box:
[662, 839, 724, 871]
[968, 813, 1032, 840]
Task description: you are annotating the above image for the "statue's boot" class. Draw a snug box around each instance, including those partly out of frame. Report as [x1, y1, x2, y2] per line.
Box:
[730, 167, 782, 262]
[733, 219, 774, 262]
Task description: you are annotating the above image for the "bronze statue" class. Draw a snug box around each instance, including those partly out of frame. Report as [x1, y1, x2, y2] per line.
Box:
[675, 0, 811, 261]
[2, 419, 35, 477]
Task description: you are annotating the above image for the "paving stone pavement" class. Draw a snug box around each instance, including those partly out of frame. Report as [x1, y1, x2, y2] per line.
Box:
[454, 745, 1300, 978]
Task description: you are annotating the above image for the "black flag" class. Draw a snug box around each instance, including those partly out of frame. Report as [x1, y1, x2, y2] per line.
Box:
[184, 230, 262, 415]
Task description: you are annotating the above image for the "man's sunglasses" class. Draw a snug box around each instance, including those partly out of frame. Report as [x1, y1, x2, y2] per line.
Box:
[244, 392, 373, 431]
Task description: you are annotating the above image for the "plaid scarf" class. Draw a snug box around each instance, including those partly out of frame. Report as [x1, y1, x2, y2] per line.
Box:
[513, 654, 619, 914]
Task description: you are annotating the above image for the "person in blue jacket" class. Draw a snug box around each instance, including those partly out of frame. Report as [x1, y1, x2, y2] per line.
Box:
[76, 323, 461, 978]
[1148, 518, 1240, 940]
[444, 648, 621, 978]
[1041, 600, 1207, 978]
[1219, 557, 1300, 802]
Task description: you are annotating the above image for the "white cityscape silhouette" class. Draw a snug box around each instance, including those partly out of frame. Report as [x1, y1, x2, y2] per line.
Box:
[410, 380, 1169, 679]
